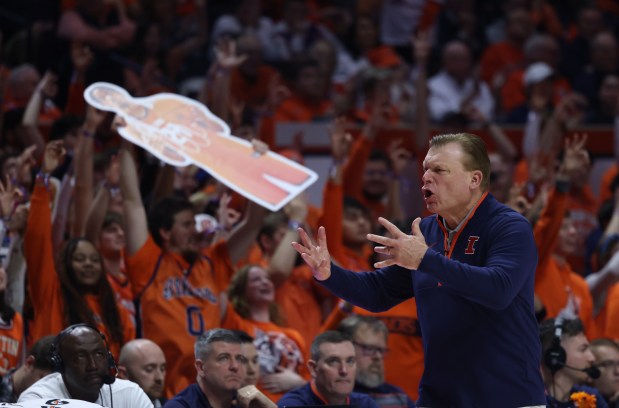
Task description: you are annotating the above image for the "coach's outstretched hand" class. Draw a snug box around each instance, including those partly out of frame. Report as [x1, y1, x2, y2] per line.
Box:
[368, 217, 428, 269]
[291, 226, 332, 281]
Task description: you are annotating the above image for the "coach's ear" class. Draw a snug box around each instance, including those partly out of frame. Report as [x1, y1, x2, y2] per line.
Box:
[470, 170, 483, 190]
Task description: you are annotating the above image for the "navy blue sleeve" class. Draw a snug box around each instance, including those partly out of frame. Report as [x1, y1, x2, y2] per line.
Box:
[319, 263, 415, 313]
[277, 393, 307, 408]
[418, 215, 537, 310]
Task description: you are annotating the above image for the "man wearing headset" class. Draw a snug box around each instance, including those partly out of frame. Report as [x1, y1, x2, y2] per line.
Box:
[540, 317, 607, 407]
[17, 324, 152, 407]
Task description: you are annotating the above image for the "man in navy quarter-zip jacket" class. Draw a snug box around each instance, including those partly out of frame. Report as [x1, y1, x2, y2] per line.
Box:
[292, 133, 546, 408]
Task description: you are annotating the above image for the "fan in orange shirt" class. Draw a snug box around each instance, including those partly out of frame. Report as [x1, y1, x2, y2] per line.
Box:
[244, 198, 333, 343]
[479, 8, 530, 89]
[229, 34, 281, 113]
[0, 266, 22, 376]
[532, 135, 596, 337]
[500, 34, 571, 115]
[259, 59, 334, 147]
[223, 265, 309, 403]
[24, 141, 134, 359]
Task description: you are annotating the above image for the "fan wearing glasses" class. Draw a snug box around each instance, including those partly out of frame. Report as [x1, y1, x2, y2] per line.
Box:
[590, 338, 619, 407]
[337, 316, 415, 408]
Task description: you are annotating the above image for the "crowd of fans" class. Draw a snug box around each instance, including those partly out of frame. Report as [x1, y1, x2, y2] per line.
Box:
[1, 0, 619, 406]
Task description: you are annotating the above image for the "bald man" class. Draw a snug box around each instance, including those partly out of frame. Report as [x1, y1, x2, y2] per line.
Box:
[118, 339, 167, 408]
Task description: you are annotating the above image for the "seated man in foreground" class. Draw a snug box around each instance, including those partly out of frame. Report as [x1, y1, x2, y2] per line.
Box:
[277, 331, 378, 408]
[18, 324, 152, 407]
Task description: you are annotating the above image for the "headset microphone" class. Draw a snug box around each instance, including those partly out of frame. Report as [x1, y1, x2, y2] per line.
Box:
[564, 364, 601, 379]
[102, 374, 116, 385]
[102, 359, 118, 385]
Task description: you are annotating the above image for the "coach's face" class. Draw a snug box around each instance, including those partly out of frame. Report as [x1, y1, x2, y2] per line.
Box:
[61, 328, 109, 403]
[421, 143, 482, 228]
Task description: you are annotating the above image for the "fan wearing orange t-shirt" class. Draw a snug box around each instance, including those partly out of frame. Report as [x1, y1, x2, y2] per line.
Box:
[588, 188, 619, 339]
[229, 34, 281, 113]
[259, 59, 334, 147]
[532, 135, 595, 338]
[479, 8, 530, 91]
[0, 266, 23, 375]
[223, 264, 309, 403]
[24, 141, 134, 359]
[249, 199, 334, 343]
[120, 144, 265, 399]
[500, 34, 571, 116]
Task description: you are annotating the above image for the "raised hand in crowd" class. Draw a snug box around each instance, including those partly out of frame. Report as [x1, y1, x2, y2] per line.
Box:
[556, 133, 590, 182]
[506, 182, 533, 216]
[214, 38, 248, 71]
[217, 192, 242, 234]
[329, 117, 353, 165]
[21, 72, 58, 157]
[539, 93, 588, 155]
[41, 140, 67, 175]
[554, 93, 588, 129]
[84, 104, 108, 131]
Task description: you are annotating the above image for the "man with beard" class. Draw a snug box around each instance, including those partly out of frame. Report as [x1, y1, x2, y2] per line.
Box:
[120, 145, 264, 398]
[118, 339, 167, 407]
[338, 316, 415, 408]
[18, 324, 151, 407]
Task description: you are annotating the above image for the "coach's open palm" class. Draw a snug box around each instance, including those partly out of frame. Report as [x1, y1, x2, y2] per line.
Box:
[291, 226, 332, 280]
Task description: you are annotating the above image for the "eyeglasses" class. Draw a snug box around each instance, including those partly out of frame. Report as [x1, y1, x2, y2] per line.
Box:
[596, 360, 619, 370]
[353, 341, 389, 356]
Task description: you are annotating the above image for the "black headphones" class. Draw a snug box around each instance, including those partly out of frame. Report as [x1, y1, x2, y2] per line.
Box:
[543, 317, 566, 374]
[49, 323, 116, 375]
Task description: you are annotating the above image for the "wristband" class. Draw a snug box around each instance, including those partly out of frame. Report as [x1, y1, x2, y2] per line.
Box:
[288, 220, 302, 230]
